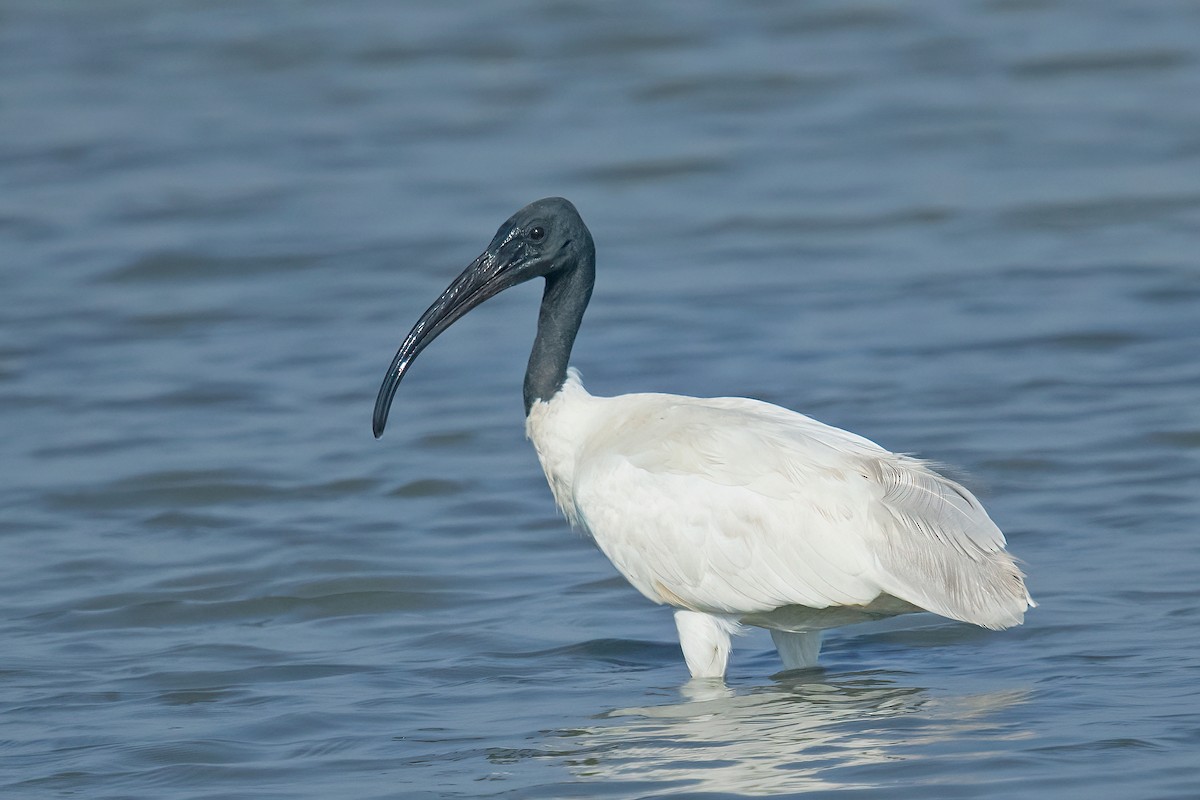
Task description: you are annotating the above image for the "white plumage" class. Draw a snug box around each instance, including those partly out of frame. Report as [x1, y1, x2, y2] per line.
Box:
[373, 197, 1034, 679]
[528, 369, 1033, 677]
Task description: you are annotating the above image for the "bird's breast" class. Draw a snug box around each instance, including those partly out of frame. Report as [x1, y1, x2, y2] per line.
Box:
[525, 368, 599, 530]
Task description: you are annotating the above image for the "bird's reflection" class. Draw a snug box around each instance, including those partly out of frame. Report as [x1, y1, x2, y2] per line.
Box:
[542, 670, 1030, 795]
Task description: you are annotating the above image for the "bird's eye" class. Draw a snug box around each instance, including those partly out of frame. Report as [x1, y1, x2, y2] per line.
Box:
[529, 226, 545, 242]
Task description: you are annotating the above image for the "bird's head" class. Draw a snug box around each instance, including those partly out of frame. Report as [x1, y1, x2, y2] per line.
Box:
[372, 197, 594, 437]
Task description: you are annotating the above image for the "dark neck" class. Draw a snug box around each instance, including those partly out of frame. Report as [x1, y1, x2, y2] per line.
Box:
[523, 257, 594, 414]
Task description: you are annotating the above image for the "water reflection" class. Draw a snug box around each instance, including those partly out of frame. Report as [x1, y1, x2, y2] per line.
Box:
[548, 673, 1030, 795]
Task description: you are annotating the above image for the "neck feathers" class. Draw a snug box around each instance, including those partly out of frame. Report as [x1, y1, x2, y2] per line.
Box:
[523, 252, 594, 414]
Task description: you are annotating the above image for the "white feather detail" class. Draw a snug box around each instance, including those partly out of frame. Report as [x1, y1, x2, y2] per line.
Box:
[527, 369, 1034, 634]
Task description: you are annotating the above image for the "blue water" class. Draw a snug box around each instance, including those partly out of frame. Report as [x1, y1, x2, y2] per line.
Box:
[3, 1, 1199, 797]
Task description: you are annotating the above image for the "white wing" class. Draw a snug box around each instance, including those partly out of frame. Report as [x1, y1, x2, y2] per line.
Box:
[533, 382, 1031, 631]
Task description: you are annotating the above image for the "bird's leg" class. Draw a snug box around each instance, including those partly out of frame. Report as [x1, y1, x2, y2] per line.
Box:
[674, 610, 735, 679]
[770, 629, 822, 671]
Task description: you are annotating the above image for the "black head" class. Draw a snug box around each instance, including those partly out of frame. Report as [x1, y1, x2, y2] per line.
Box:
[488, 196, 592, 281]
[372, 197, 595, 437]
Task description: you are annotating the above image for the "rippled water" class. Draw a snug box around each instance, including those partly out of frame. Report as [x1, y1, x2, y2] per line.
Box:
[3, 1, 1199, 797]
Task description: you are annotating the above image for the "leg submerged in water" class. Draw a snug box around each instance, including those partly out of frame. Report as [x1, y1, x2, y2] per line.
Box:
[674, 610, 737, 678]
[770, 629, 822, 671]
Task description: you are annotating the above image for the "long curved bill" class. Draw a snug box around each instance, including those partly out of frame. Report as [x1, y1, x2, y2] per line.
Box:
[372, 248, 520, 438]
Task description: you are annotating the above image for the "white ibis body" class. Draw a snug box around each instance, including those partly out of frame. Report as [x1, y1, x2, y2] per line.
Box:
[373, 197, 1034, 679]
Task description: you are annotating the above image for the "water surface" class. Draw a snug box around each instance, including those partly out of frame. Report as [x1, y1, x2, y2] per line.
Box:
[2, 1, 1199, 797]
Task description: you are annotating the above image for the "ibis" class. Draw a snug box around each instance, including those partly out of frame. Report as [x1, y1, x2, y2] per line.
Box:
[373, 197, 1034, 679]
